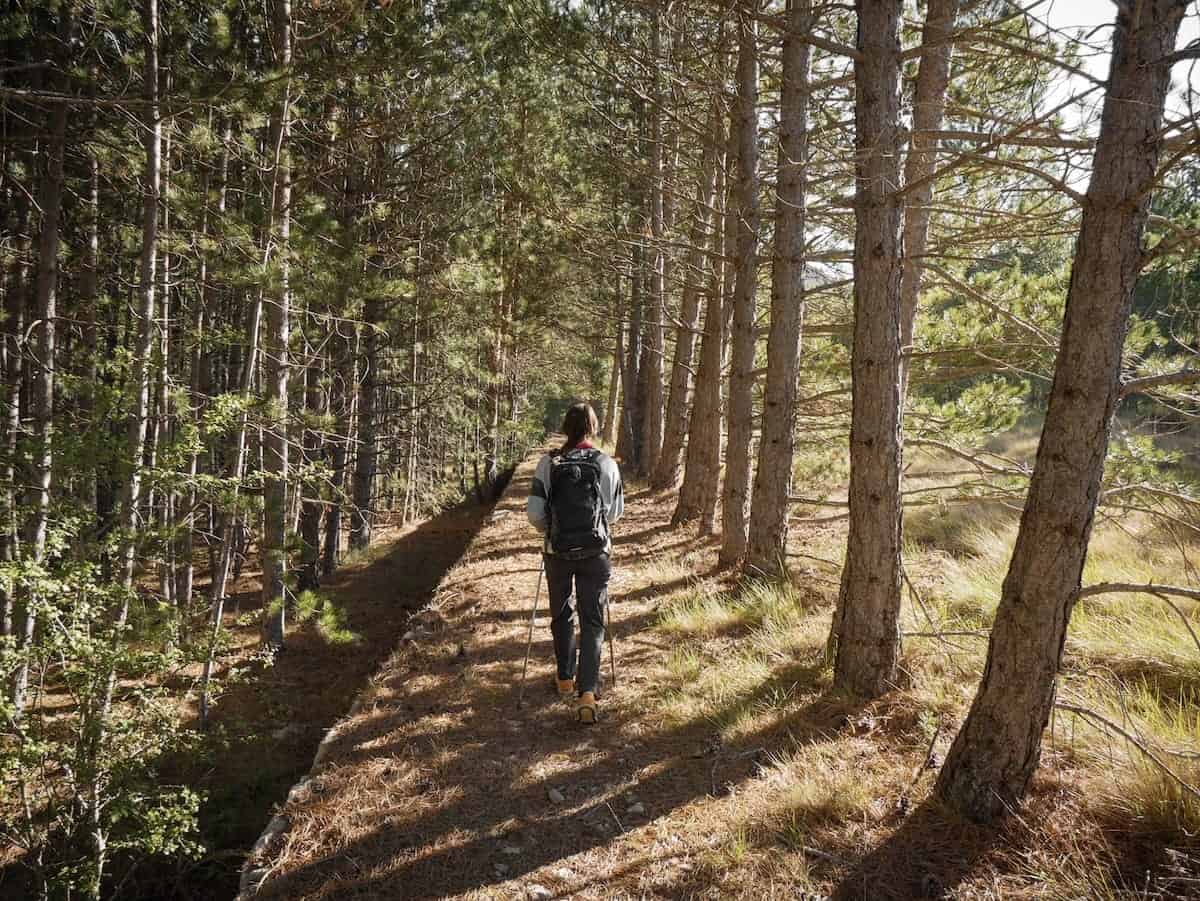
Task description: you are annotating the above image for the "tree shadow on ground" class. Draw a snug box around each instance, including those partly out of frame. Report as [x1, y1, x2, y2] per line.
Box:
[116, 497, 496, 900]
[249, 590, 871, 900]
[829, 798, 1000, 901]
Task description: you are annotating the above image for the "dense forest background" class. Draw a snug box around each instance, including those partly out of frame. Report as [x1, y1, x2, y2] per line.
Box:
[2, 0, 1199, 897]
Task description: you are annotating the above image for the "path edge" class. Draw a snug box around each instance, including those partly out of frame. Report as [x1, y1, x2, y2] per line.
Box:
[235, 461, 531, 899]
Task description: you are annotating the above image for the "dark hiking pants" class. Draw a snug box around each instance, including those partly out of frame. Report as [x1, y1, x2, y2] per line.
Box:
[544, 553, 611, 697]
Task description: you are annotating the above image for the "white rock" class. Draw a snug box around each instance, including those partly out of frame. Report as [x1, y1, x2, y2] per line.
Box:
[553, 867, 573, 880]
[527, 885, 552, 900]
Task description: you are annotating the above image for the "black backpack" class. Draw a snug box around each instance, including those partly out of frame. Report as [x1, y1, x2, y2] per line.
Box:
[548, 448, 609, 559]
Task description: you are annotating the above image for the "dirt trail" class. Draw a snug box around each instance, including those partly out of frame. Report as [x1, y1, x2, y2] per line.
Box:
[245, 456, 762, 900]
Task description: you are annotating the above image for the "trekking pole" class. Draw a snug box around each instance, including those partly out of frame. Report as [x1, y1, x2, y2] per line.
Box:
[516, 557, 545, 708]
[605, 594, 618, 689]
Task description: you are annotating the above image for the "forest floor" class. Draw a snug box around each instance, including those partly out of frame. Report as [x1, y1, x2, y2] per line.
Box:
[131, 499, 496, 900]
[244, 452, 1200, 900]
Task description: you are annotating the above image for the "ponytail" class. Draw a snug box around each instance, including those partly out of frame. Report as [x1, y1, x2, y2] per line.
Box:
[560, 402, 599, 453]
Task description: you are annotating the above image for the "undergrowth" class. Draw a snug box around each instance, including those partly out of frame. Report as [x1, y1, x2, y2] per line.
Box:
[649, 472, 1200, 898]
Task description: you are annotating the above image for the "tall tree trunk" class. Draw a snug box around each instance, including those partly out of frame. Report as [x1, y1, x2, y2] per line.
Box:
[155, 117, 175, 610]
[486, 286, 506, 486]
[617, 230, 644, 467]
[297, 336, 325, 590]
[12, 87, 67, 713]
[898, 0, 959, 401]
[1, 187, 28, 639]
[404, 285, 422, 522]
[117, 0, 161, 597]
[934, 0, 1186, 823]
[652, 106, 719, 491]
[322, 170, 357, 576]
[829, 0, 905, 698]
[600, 282, 623, 447]
[673, 108, 728, 530]
[261, 0, 293, 649]
[703, 121, 739, 535]
[208, 291, 262, 609]
[717, 9, 759, 567]
[350, 297, 379, 550]
[322, 337, 350, 574]
[179, 119, 228, 613]
[80, 108, 100, 523]
[746, 0, 811, 579]
[85, 2, 150, 884]
[639, 5, 667, 477]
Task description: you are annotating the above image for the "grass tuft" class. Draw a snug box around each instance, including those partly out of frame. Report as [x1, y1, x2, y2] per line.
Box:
[1110, 759, 1200, 840]
[773, 750, 873, 843]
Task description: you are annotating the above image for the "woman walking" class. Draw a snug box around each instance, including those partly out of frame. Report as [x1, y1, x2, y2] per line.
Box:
[526, 402, 624, 723]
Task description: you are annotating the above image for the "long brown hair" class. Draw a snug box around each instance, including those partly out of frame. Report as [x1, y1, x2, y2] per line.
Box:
[561, 402, 599, 452]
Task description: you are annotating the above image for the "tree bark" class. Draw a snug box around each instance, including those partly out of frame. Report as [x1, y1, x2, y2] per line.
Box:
[601, 280, 623, 447]
[117, 0, 162, 597]
[898, 0, 959, 401]
[639, 4, 667, 477]
[652, 106, 719, 491]
[323, 162, 357, 576]
[155, 116, 176, 610]
[718, 9, 759, 567]
[26, 96, 67, 569]
[12, 76, 67, 713]
[261, 0, 293, 648]
[298, 337, 325, 590]
[323, 346, 350, 575]
[485, 275, 506, 485]
[830, 0, 905, 698]
[934, 0, 1186, 823]
[746, 0, 811, 579]
[617, 223, 644, 468]
[350, 297, 379, 551]
[80, 107, 100, 523]
[403, 279, 422, 522]
[1, 178, 28, 639]
[180, 118, 229, 612]
[673, 108, 727, 530]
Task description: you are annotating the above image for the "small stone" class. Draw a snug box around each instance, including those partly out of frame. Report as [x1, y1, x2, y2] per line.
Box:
[626, 802, 646, 815]
[501, 845, 522, 856]
[402, 630, 418, 642]
[547, 787, 566, 803]
[553, 867, 573, 880]
[527, 886, 552, 900]
[494, 863, 510, 875]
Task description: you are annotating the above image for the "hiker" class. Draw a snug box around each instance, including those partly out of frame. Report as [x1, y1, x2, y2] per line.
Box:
[526, 402, 624, 724]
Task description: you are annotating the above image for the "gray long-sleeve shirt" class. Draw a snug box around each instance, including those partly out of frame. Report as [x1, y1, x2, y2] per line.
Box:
[527, 447, 624, 553]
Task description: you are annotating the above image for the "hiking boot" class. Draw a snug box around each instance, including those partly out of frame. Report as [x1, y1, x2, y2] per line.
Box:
[576, 691, 598, 725]
[556, 677, 575, 698]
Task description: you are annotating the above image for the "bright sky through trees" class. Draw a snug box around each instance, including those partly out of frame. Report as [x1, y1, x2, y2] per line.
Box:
[1041, 0, 1199, 81]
